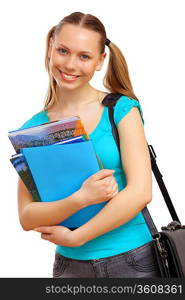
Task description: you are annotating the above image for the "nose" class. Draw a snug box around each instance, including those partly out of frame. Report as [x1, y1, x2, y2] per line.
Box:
[64, 55, 77, 72]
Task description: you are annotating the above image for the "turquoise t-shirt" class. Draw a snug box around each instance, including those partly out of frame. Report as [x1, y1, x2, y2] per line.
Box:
[18, 95, 152, 260]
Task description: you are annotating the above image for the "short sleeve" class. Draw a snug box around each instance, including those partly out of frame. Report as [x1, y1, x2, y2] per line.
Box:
[114, 95, 145, 126]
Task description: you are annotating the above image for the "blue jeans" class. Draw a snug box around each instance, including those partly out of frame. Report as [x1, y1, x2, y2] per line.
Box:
[53, 241, 161, 278]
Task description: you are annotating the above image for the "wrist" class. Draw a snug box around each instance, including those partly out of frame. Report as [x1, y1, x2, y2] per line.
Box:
[69, 229, 86, 247]
[73, 189, 87, 209]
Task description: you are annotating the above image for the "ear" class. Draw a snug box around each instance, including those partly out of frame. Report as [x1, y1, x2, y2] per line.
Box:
[96, 52, 107, 71]
[48, 38, 53, 59]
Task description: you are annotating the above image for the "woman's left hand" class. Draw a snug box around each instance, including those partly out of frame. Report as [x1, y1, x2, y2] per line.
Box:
[34, 226, 80, 247]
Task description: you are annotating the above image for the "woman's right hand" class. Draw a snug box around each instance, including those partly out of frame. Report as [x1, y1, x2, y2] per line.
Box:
[78, 169, 118, 206]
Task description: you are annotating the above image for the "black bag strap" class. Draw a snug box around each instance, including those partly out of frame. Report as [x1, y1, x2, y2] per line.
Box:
[102, 92, 180, 236]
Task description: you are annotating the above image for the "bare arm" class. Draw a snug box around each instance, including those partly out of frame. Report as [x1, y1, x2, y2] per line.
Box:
[17, 178, 86, 231]
[70, 107, 152, 246]
[18, 168, 117, 231]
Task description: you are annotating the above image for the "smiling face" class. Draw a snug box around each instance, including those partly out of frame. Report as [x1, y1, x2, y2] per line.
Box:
[48, 24, 106, 91]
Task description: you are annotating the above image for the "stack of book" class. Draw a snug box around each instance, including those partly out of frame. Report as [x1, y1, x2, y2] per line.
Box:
[8, 116, 107, 228]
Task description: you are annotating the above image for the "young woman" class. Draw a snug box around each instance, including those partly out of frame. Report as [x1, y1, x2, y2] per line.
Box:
[17, 11, 161, 278]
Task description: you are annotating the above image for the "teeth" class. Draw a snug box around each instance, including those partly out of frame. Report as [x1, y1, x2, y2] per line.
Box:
[62, 72, 78, 79]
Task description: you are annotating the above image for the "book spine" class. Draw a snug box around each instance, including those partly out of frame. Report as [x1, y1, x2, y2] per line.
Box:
[10, 155, 41, 201]
[74, 120, 89, 141]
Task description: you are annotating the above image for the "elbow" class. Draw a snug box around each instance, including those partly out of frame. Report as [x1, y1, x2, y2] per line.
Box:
[144, 195, 152, 205]
[22, 226, 32, 232]
[132, 188, 152, 208]
[20, 222, 31, 231]
[136, 192, 152, 211]
[127, 185, 152, 205]
[140, 191, 152, 206]
[135, 184, 152, 206]
[19, 218, 33, 231]
[19, 210, 35, 231]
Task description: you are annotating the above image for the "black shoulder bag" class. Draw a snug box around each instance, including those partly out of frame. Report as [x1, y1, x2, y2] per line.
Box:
[102, 92, 185, 278]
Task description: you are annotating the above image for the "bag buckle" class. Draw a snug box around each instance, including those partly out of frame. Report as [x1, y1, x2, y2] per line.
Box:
[154, 233, 168, 257]
[161, 220, 185, 231]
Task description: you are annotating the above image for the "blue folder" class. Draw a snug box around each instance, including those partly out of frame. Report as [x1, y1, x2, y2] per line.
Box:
[21, 141, 107, 227]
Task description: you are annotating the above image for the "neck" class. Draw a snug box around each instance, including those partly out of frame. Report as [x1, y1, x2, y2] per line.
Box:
[55, 84, 100, 111]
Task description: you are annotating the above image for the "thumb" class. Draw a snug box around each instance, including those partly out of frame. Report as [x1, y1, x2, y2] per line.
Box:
[93, 169, 115, 181]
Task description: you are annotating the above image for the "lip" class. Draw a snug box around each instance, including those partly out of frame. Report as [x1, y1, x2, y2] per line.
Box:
[59, 71, 80, 82]
[62, 71, 80, 76]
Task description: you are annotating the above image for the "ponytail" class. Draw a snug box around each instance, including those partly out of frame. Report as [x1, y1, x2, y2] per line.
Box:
[104, 41, 139, 101]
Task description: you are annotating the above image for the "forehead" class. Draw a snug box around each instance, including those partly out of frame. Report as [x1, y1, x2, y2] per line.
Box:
[54, 24, 101, 53]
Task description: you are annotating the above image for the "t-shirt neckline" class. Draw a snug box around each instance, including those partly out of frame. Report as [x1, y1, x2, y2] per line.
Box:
[44, 94, 109, 137]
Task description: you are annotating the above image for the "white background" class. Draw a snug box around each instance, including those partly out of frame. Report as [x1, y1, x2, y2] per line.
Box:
[0, 0, 185, 277]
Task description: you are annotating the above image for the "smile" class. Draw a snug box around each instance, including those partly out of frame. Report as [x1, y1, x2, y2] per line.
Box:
[60, 71, 80, 81]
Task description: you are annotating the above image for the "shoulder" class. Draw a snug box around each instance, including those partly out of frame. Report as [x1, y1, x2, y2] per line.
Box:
[114, 95, 145, 126]
[18, 110, 48, 130]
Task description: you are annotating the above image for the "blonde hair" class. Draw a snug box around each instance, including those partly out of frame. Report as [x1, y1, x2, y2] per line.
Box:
[43, 12, 139, 111]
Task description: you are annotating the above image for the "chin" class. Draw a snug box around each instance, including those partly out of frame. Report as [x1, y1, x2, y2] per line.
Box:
[57, 84, 81, 92]
[58, 80, 87, 90]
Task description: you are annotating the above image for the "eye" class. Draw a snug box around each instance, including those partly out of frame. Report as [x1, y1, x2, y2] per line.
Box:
[58, 48, 67, 54]
[81, 54, 90, 60]
[57, 48, 90, 60]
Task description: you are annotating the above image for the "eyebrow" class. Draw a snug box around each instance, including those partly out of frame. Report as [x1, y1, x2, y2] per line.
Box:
[57, 43, 93, 54]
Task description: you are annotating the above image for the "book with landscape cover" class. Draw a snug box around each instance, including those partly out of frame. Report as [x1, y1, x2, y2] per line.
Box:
[8, 116, 89, 153]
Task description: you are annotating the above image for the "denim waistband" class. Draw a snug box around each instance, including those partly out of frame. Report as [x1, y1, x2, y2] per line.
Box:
[56, 240, 154, 263]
